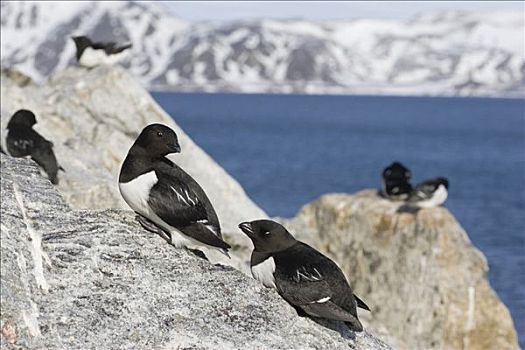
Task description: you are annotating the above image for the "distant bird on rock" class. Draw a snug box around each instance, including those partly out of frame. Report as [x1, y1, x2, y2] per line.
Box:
[72, 35, 132, 68]
[381, 161, 413, 200]
[3, 109, 62, 184]
[119, 123, 231, 259]
[408, 177, 449, 208]
[239, 219, 369, 332]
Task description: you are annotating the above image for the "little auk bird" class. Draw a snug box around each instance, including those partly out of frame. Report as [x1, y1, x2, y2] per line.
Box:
[72, 35, 132, 68]
[238, 219, 369, 332]
[381, 161, 413, 200]
[408, 177, 449, 208]
[118, 123, 231, 258]
[3, 109, 62, 184]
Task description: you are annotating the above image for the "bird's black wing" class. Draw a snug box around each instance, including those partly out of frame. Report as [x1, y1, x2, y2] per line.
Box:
[408, 180, 439, 201]
[274, 243, 362, 329]
[31, 142, 59, 185]
[6, 128, 36, 157]
[354, 294, 370, 311]
[91, 41, 113, 51]
[92, 41, 132, 55]
[112, 43, 132, 54]
[148, 163, 229, 250]
[385, 179, 412, 196]
[7, 128, 60, 184]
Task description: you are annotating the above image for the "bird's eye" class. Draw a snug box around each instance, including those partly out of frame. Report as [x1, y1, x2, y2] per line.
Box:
[157, 132, 163, 137]
[264, 231, 271, 235]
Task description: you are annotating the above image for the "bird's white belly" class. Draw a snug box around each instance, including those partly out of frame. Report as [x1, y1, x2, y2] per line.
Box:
[417, 185, 448, 208]
[79, 47, 127, 68]
[251, 257, 276, 289]
[119, 170, 222, 250]
[119, 171, 192, 247]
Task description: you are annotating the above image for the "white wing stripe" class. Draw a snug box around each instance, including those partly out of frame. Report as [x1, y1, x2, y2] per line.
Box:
[313, 296, 331, 303]
[171, 186, 199, 206]
[171, 186, 190, 205]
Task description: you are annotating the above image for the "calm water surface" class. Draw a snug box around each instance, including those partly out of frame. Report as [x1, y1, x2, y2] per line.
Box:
[153, 92, 525, 345]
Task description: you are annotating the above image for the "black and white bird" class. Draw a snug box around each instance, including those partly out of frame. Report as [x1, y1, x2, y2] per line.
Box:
[3, 109, 62, 184]
[381, 161, 413, 200]
[238, 219, 369, 332]
[408, 177, 449, 208]
[118, 124, 231, 258]
[72, 36, 132, 68]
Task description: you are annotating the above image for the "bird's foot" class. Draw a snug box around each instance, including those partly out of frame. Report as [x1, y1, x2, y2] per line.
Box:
[136, 215, 161, 233]
[136, 215, 172, 242]
[185, 248, 209, 261]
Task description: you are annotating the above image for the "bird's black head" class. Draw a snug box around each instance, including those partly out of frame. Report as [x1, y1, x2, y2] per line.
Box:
[131, 123, 181, 157]
[383, 161, 411, 180]
[7, 109, 37, 129]
[72, 36, 92, 51]
[238, 220, 297, 253]
[436, 177, 449, 189]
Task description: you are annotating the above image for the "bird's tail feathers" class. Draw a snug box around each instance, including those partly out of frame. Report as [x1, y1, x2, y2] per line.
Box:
[354, 294, 371, 311]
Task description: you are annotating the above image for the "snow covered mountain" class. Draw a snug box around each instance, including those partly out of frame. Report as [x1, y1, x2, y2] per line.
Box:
[2, 1, 524, 97]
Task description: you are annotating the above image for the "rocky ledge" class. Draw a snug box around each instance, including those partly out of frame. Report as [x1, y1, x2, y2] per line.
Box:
[284, 191, 519, 350]
[0, 155, 391, 350]
[0, 65, 267, 235]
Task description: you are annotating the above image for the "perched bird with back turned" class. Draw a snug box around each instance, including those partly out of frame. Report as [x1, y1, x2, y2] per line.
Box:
[72, 35, 132, 68]
[381, 161, 413, 200]
[239, 219, 369, 332]
[119, 123, 231, 258]
[408, 177, 449, 208]
[3, 109, 62, 184]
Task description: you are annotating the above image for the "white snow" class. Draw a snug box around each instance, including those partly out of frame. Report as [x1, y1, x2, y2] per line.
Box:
[1, 1, 523, 97]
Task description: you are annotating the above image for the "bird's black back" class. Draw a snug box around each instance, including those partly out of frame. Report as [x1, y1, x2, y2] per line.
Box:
[384, 178, 413, 196]
[273, 242, 358, 315]
[7, 126, 60, 184]
[91, 41, 132, 55]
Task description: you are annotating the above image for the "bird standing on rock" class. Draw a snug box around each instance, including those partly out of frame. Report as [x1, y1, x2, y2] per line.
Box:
[72, 35, 132, 68]
[381, 161, 413, 200]
[408, 177, 449, 208]
[239, 219, 369, 332]
[118, 124, 231, 259]
[3, 109, 62, 184]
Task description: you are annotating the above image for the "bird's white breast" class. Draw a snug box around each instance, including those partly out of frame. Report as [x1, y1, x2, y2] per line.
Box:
[418, 184, 448, 208]
[119, 171, 158, 217]
[251, 257, 276, 289]
[118, 170, 199, 249]
[79, 47, 128, 68]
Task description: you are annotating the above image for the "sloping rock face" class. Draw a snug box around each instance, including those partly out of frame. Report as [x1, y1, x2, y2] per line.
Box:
[0, 155, 392, 350]
[0, 65, 267, 235]
[284, 190, 519, 350]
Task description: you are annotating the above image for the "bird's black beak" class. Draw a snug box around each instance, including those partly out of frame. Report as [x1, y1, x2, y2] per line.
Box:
[168, 143, 181, 153]
[238, 222, 254, 236]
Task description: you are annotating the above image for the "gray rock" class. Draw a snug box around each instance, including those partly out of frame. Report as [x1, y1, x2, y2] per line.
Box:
[283, 190, 519, 350]
[0, 65, 267, 236]
[0, 154, 391, 350]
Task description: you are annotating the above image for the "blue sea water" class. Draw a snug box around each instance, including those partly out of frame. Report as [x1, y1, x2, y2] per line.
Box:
[152, 91, 525, 346]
